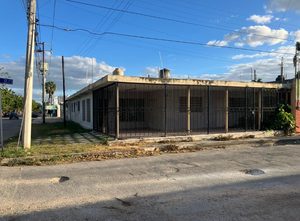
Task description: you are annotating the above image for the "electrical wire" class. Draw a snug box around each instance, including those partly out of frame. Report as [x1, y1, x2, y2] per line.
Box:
[37, 24, 296, 55]
[72, 0, 119, 55]
[65, 0, 293, 43]
[75, 0, 123, 56]
[81, 0, 135, 57]
[48, 0, 57, 80]
[255, 0, 292, 72]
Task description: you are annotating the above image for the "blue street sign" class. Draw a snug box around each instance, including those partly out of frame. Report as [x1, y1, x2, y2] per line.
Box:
[0, 78, 13, 85]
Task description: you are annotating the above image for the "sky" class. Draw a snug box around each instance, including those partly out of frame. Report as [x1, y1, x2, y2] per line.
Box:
[1, 0, 300, 103]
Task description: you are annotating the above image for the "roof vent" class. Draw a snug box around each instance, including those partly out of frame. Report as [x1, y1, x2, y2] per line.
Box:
[113, 68, 124, 76]
[159, 68, 170, 79]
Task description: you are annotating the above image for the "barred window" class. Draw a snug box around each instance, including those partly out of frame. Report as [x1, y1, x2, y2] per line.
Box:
[179, 97, 203, 112]
[120, 99, 144, 122]
[87, 98, 91, 122]
[82, 100, 86, 121]
[229, 98, 245, 107]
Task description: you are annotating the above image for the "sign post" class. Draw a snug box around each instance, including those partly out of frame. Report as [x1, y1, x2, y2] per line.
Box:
[0, 78, 13, 152]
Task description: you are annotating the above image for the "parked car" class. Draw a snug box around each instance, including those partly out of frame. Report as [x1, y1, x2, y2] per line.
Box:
[32, 112, 39, 118]
[3, 112, 11, 117]
[9, 112, 19, 120]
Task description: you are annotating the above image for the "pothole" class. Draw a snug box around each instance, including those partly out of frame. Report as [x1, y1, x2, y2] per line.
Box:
[50, 176, 70, 183]
[239, 169, 265, 176]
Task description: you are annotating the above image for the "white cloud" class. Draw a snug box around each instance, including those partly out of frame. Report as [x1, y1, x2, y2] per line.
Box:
[234, 42, 244, 47]
[141, 67, 159, 78]
[1, 54, 10, 59]
[0, 55, 119, 102]
[231, 45, 294, 60]
[239, 26, 288, 47]
[265, 0, 300, 13]
[206, 40, 228, 47]
[188, 55, 294, 82]
[247, 15, 274, 24]
[208, 25, 289, 48]
[290, 30, 300, 42]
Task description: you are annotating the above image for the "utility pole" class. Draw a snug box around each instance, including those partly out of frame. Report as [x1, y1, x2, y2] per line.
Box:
[86, 66, 88, 86]
[280, 57, 284, 82]
[37, 43, 51, 123]
[62, 56, 66, 128]
[23, 0, 36, 150]
[42, 42, 46, 123]
[92, 58, 93, 84]
[254, 70, 257, 82]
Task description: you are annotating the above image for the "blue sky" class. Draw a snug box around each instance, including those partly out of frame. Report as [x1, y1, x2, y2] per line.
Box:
[1, 0, 300, 103]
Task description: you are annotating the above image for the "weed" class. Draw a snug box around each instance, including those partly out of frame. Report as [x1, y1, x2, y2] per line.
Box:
[214, 135, 234, 141]
[101, 136, 109, 146]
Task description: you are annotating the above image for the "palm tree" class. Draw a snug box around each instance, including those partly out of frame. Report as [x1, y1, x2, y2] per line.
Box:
[45, 81, 57, 104]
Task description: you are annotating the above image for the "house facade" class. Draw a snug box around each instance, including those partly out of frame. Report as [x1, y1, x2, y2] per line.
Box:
[66, 73, 292, 139]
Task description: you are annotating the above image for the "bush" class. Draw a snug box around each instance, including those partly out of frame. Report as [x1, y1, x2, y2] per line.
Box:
[264, 103, 296, 136]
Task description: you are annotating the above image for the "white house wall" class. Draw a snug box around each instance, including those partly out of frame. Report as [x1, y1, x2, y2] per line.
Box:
[68, 92, 93, 129]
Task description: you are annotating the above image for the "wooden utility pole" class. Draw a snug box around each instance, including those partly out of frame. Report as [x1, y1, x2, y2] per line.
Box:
[23, 0, 36, 150]
[42, 42, 46, 123]
[280, 57, 284, 82]
[62, 56, 66, 128]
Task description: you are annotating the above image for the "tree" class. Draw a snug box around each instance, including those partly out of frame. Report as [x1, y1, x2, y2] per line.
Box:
[32, 100, 42, 112]
[45, 81, 57, 105]
[252, 78, 262, 82]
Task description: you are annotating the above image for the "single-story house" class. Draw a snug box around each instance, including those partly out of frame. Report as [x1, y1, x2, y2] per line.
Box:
[66, 69, 293, 139]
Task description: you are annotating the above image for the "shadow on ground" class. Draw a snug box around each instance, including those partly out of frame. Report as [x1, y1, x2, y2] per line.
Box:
[3, 174, 300, 221]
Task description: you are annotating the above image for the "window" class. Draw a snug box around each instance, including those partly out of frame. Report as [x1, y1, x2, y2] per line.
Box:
[120, 99, 144, 122]
[229, 98, 245, 107]
[78, 101, 80, 111]
[87, 98, 91, 122]
[82, 100, 86, 121]
[179, 97, 203, 112]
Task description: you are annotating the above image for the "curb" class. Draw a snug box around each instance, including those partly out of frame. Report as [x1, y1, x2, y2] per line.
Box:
[0, 149, 143, 166]
[1, 137, 300, 166]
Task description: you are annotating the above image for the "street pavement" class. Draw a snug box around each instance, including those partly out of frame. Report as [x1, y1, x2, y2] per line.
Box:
[1, 144, 300, 220]
[1, 117, 22, 141]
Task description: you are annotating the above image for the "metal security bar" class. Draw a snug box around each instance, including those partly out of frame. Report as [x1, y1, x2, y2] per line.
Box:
[93, 83, 286, 138]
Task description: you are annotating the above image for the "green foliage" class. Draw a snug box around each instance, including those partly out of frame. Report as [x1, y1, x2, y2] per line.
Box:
[251, 78, 262, 82]
[1, 87, 41, 113]
[101, 135, 109, 145]
[45, 81, 57, 104]
[32, 99, 42, 112]
[264, 103, 296, 136]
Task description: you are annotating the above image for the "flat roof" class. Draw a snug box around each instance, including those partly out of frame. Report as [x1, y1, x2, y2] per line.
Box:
[67, 75, 292, 101]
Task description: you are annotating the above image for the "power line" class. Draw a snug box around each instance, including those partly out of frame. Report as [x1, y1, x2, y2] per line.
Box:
[38, 24, 295, 55]
[65, 0, 293, 43]
[72, 0, 120, 55]
[81, 0, 135, 57]
[255, 0, 292, 71]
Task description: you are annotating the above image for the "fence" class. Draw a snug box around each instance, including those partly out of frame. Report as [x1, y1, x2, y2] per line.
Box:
[93, 83, 289, 138]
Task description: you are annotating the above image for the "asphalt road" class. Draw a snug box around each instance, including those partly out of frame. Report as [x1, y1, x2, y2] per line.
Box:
[1, 117, 22, 141]
[1, 144, 300, 221]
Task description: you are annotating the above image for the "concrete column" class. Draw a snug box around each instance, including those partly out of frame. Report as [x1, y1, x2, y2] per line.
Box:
[225, 88, 228, 133]
[187, 86, 191, 135]
[116, 83, 120, 138]
[258, 89, 262, 130]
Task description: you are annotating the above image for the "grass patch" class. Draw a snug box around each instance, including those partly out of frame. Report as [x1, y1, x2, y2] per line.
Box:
[31, 121, 91, 139]
[0, 121, 108, 161]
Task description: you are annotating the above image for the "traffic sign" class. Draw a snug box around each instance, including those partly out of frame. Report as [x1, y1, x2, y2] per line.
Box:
[0, 78, 13, 85]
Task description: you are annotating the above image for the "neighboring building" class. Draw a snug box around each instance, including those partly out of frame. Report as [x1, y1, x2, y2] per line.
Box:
[66, 69, 293, 139]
